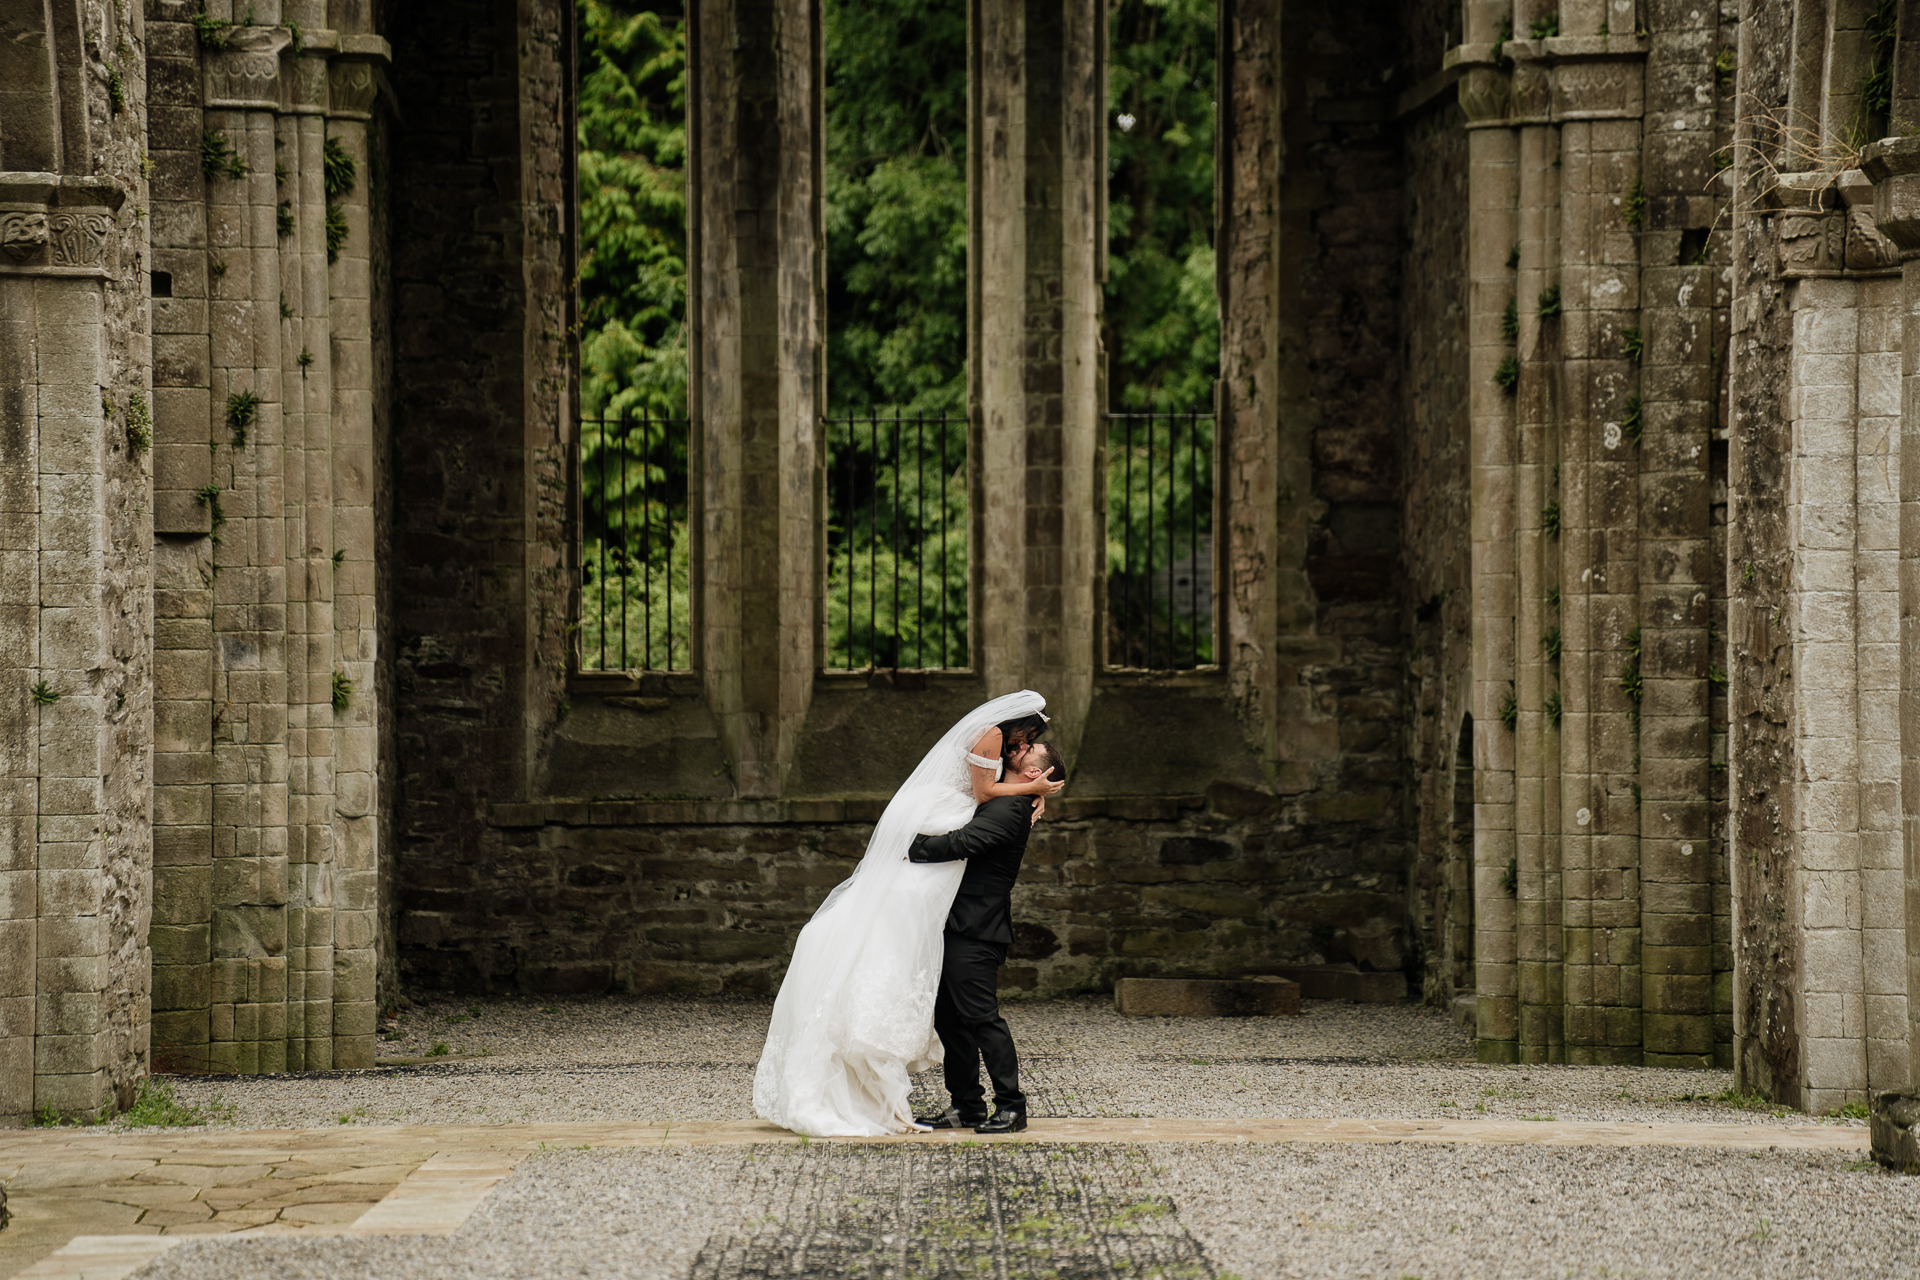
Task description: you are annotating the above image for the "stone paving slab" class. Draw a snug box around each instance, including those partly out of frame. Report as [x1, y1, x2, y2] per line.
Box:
[7, 1153, 515, 1280]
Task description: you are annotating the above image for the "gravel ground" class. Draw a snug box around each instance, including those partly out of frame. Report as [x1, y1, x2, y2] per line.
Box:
[1165, 1141, 1920, 1279]
[129, 1141, 1919, 1280]
[130, 995, 1849, 1132]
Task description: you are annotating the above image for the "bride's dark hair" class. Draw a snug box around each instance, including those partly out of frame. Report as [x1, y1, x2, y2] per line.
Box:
[995, 712, 1048, 763]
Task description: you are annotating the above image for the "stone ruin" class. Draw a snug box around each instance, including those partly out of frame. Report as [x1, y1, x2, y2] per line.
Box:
[0, 0, 1916, 1137]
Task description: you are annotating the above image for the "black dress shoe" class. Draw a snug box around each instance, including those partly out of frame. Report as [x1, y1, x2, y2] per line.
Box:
[915, 1106, 988, 1129]
[974, 1108, 1027, 1134]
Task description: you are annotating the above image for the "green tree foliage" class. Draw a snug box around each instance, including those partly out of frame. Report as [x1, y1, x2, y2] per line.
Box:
[824, 0, 969, 414]
[578, 0, 688, 419]
[1108, 0, 1218, 415]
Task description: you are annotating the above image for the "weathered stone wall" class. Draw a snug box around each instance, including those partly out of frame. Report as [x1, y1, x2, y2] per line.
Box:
[406, 790, 1409, 998]
[405, 671, 1417, 998]
[388, 0, 574, 963]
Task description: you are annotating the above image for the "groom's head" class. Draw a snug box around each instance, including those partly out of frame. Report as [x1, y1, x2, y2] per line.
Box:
[1012, 742, 1065, 788]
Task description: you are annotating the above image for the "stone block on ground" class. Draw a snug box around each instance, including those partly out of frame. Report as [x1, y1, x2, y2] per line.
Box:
[1870, 1089, 1920, 1173]
[1114, 976, 1301, 1017]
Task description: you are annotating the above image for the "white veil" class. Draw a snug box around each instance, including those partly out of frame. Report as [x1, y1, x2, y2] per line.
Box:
[752, 689, 1047, 1136]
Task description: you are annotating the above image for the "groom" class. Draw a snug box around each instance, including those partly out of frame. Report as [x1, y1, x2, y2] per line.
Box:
[907, 740, 1066, 1135]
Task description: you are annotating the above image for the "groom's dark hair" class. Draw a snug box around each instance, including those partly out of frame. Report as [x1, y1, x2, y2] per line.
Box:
[1032, 742, 1066, 784]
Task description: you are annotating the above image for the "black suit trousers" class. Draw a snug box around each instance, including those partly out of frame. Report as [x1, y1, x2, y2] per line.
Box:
[933, 933, 1024, 1113]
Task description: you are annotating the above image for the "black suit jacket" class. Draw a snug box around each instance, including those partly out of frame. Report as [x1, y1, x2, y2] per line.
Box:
[907, 793, 1034, 945]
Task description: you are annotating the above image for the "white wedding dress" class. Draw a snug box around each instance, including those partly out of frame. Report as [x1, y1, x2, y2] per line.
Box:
[752, 689, 1047, 1136]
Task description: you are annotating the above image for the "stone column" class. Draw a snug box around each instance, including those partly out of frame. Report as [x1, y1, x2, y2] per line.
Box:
[1867, 136, 1920, 1094]
[1633, 1, 1718, 1073]
[1635, 246, 1717, 1070]
[1217, 0, 1283, 774]
[691, 0, 823, 797]
[1458, 42, 1521, 1062]
[148, 7, 218, 1075]
[280, 25, 336, 1074]
[1543, 40, 1649, 1067]
[203, 24, 292, 1074]
[324, 28, 387, 1072]
[3, 250, 131, 1121]
[1510, 61, 1561, 1065]
[971, 0, 1100, 748]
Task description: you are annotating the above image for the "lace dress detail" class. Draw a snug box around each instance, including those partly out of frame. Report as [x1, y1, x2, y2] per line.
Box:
[752, 690, 1045, 1136]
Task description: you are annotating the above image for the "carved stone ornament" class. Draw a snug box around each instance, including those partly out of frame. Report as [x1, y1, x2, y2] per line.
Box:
[1845, 207, 1902, 272]
[203, 27, 292, 108]
[1510, 62, 1553, 121]
[48, 212, 109, 268]
[289, 55, 330, 113]
[1775, 213, 1846, 277]
[329, 61, 378, 120]
[1455, 67, 1511, 124]
[0, 212, 49, 262]
[1553, 60, 1643, 121]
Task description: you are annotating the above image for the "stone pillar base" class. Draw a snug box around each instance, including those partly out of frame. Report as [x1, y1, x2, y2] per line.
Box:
[1870, 1090, 1920, 1173]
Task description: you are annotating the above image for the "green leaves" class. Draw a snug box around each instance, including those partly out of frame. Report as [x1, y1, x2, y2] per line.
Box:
[225, 390, 258, 448]
[127, 392, 152, 456]
[201, 130, 247, 182]
[1495, 354, 1520, 394]
[1106, 0, 1218, 413]
[323, 138, 357, 200]
[325, 202, 348, 263]
[578, 0, 689, 420]
[822, 0, 970, 415]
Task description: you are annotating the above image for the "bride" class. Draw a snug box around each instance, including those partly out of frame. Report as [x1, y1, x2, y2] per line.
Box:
[752, 690, 1063, 1136]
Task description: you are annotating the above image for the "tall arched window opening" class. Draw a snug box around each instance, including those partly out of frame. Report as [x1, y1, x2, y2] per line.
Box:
[575, 0, 694, 673]
[820, 0, 972, 672]
[1103, 0, 1220, 670]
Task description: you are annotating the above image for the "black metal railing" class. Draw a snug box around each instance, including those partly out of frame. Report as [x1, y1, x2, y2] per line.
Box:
[825, 408, 970, 671]
[1107, 410, 1214, 669]
[579, 409, 692, 671]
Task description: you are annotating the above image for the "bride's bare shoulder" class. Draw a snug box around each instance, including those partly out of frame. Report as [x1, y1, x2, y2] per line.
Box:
[970, 725, 1003, 755]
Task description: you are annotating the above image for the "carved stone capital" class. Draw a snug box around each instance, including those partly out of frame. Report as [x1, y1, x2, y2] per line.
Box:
[0, 175, 124, 276]
[1845, 207, 1902, 271]
[1864, 138, 1920, 250]
[204, 26, 293, 109]
[1775, 212, 1846, 278]
[1509, 62, 1553, 123]
[1, 212, 48, 261]
[328, 59, 378, 120]
[1457, 66, 1512, 125]
[287, 53, 331, 114]
[46, 211, 111, 269]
